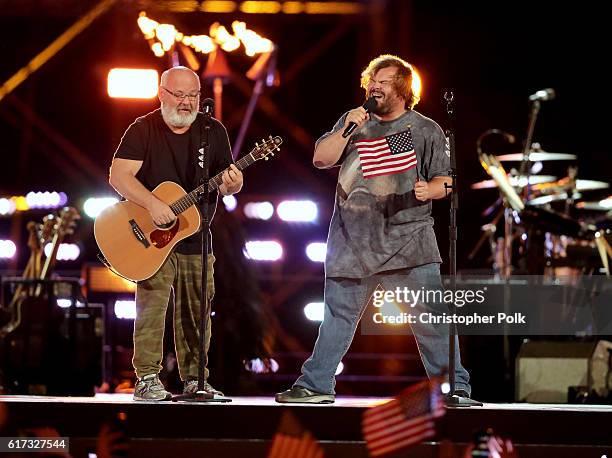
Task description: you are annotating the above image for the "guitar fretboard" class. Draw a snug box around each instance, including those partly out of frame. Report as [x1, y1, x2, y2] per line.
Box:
[169, 152, 256, 215]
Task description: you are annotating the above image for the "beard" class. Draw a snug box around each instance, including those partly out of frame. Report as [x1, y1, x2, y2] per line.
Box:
[161, 103, 198, 128]
[371, 99, 393, 116]
[368, 90, 405, 116]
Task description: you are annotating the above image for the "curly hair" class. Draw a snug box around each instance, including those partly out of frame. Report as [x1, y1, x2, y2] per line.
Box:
[360, 54, 421, 109]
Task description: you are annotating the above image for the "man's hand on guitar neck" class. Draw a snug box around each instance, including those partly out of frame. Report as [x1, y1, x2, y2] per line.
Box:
[148, 197, 176, 226]
[219, 164, 243, 196]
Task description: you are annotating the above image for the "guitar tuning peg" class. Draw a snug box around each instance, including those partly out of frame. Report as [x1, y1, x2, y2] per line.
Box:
[275, 147, 280, 151]
[264, 157, 268, 161]
[255, 141, 259, 147]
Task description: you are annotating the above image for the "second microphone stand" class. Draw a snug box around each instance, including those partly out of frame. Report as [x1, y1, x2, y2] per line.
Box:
[443, 90, 482, 407]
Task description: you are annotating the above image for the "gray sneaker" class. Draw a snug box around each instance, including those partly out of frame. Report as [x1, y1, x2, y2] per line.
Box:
[183, 379, 225, 396]
[275, 386, 335, 404]
[133, 374, 172, 401]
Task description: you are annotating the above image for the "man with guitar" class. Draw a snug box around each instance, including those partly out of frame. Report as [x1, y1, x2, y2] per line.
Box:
[108, 66, 243, 401]
[276, 55, 472, 404]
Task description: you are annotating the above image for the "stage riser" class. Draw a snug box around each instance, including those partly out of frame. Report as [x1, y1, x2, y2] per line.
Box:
[66, 439, 612, 458]
[4, 400, 612, 454]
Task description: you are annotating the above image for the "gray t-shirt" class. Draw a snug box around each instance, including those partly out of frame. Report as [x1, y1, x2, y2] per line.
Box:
[318, 110, 450, 278]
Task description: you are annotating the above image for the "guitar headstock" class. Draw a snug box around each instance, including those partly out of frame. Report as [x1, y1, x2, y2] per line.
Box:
[26, 222, 42, 251]
[251, 135, 283, 162]
[40, 214, 57, 244]
[55, 206, 81, 237]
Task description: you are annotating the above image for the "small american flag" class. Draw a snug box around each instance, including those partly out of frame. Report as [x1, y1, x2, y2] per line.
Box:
[267, 411, 324, 458]
[355, 130, 417, 179]
[362, 380, 445, 457]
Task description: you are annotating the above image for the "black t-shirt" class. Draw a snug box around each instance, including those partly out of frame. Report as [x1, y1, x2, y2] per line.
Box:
[113, 109, 233, 254]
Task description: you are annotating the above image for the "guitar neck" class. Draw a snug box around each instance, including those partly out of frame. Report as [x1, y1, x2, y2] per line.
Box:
[169, 152, 255, 216]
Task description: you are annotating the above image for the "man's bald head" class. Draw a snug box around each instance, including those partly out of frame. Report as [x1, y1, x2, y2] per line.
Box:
[160, 66, 200, 90]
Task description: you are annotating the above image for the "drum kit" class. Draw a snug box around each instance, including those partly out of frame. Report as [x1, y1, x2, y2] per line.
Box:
[470, 142, 612, 278]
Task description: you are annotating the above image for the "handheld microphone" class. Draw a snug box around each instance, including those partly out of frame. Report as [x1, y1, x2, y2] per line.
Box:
[528, 88, 555, 102]
[342, 97, 377, 138]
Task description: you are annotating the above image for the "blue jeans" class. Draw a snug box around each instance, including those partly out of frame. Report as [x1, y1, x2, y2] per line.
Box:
[295, 263, 471, 395]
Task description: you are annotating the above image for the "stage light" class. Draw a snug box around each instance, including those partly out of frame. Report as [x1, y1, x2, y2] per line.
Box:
[335, 361, 344, 375]
[305, 2, 364, 14]
[240, 1, 282, 13]
[155, 23, 178, 51]
[222, 195, 237, 211]
[201, 1, 238, 13]
[244, 357, 279, 373]
[244, 201, 274, 220]
[137, 12, 158, 39]
[151, 42, 165, 57]
[411, 67, 422, 101]
[0, 240, 17, 259]
[377, 293, 404, 326]
[441, 382, 451, 394]
[277, 200, 317, 222]
[107, 69, 159, 99]
[0, 198, 16, 216]
[56, 299, 84, 308]
[83, 197, 119, 218]
[306, 242, 326, 262]
[232, 21, 273, 56]
[304, 302, 324, 321]
[57, 299, 72, 308]
[243, 240, 283, 261]
[25, 191, 67, 209]
[210, 22, 241, 52]
[44, 243, 81, 261]
[115, 299, 136, 319]
[138, 12, 275, 59]
[187, 35, 215, 54]
[13, 196, 29, 211]
[282, 2, 304, 13]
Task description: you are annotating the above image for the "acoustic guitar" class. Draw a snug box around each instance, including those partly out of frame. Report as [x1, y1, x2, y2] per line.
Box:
[94, 135, 282, 282]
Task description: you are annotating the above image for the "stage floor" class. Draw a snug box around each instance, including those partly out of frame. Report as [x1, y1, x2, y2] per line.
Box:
[3, 393, 612, 412]
[2, 394, 611, 457]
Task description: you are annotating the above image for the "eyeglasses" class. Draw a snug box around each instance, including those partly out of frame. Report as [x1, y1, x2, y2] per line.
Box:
[161, 86, 200, 101]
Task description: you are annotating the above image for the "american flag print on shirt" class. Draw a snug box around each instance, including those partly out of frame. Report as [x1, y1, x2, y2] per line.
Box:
[354, 130, 417, 179]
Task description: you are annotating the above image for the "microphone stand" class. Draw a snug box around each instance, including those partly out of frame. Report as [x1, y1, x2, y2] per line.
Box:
[443, 90, 482, 407]
[173, 101, 230, 403]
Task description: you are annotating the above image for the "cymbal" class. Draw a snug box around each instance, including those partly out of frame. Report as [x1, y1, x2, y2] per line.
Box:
[534, 178, 610, 192]
[471, 175, 557, 190]
[527, 192, 582, 206]
[576, 196, 612, 211]
[496, 152, 577, 162]
[574, 179, 610, 191]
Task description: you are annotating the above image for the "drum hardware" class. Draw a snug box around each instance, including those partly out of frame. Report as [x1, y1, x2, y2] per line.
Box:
[473, 131, 610, 277]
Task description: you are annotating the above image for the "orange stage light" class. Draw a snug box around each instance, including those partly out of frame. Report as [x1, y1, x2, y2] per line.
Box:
[107, 68, 159, 99]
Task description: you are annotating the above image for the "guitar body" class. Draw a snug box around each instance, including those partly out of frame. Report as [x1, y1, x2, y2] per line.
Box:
[94, 181, 201, 282]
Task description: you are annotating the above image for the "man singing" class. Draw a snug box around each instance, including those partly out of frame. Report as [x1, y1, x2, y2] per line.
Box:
[276, 54, 471, 404]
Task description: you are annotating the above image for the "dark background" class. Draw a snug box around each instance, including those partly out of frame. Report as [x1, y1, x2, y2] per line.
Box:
[0, 0, 609, 401]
